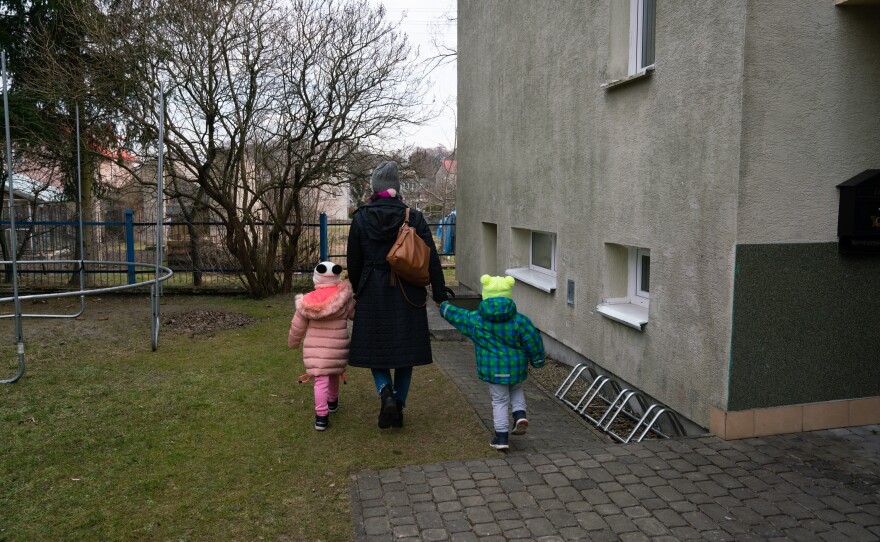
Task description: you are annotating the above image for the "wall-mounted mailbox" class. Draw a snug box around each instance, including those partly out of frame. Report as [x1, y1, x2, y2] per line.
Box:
[837, 169, 880, 254]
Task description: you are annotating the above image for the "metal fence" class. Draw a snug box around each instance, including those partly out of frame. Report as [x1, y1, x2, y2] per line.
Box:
[0, 210, 456, 293]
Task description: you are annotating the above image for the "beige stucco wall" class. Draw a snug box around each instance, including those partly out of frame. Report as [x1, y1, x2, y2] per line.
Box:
[737, 2, 880, 243]
[458, 1, 749, 427]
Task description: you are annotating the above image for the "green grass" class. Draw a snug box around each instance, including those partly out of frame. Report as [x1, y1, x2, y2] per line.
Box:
[0, 295, 488, 541]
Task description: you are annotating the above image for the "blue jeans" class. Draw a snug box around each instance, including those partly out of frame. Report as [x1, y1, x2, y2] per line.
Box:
[371, 367, 413, 408]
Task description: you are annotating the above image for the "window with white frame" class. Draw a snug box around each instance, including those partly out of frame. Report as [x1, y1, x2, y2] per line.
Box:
[597, 244, 651, 330]
[632, 247, 650, 307]
[506, 228, 557, 293]
[628, 0, 656, 76]
[530, 231, 556, 275]
[604, 0, 657, 87]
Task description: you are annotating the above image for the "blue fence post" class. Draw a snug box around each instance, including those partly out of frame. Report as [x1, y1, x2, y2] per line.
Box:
[125, 209, 135, 284]
[319, 212, 328, 261]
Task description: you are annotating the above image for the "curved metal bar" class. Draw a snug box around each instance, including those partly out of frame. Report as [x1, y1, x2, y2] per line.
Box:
[580, 378, 616, 427]
[623, 403, 661, 443]
[596, 388, 630, 427]
[558, 365, 591, 408]
[573, 374, 607, 411]
[636, 408, 670, 442]
[555, 363, 586, 397]
[0, 259, 84, 318]
[599, 390, 636, 431]
[577, 378, 616, 422]
[0, 261, 173, 304]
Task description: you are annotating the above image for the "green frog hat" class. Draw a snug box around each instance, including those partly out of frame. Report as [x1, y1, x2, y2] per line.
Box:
[480, 274, 515, 299]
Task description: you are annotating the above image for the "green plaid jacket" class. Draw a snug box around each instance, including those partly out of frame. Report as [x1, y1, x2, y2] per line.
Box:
[440, 298, 545, 385]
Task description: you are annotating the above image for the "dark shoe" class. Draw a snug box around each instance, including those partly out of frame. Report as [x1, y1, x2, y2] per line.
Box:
[328, 399, 339, 414]
[378, 386, 397, 429]
[490, 431, 509, 450]
[315, 415, 329, 431]
[512, 410, 529, 435]
[391, 401, 404, 428]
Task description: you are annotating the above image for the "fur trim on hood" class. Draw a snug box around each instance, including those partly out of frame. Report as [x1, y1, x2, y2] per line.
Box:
[295, 280, 353, 320]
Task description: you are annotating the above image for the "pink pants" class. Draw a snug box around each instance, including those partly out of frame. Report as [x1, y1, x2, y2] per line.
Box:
[314, 374, 340, 416]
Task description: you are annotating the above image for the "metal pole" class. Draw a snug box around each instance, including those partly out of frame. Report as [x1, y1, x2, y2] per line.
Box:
[1, 51, 25, 383]
[125, 209, 135, 284]
[75, 103, 86, 298]
[151, 83, 165, 351]
[319, 212, 328, 261]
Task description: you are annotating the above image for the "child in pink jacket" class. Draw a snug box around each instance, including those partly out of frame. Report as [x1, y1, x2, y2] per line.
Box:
[288, 262, 356, 431]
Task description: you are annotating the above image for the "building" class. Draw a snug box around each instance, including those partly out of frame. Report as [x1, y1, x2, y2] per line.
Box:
[457, 1, 880, 438]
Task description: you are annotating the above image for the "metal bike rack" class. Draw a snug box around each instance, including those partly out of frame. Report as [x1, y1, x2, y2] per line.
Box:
[554, 362, 687, 443]
[1, 53, 172, 383]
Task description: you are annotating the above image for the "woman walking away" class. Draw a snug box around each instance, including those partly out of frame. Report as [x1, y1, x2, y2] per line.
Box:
[346, 161, 449, 429]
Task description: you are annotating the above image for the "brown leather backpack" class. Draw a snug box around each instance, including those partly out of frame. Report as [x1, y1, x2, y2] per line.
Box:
[386, 208, 431, 293]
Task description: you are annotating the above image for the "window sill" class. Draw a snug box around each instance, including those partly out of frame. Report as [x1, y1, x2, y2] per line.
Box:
[505, 267, 556, 293]
[601, 65, 655, 90]
[596, 302, 648, 330]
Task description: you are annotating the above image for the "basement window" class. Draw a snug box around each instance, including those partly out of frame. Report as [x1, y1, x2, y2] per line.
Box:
[597, 244, 650, 330]
[507, 228, 557, 292]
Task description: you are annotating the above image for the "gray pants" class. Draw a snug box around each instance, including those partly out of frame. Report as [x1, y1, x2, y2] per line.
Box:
[488, 382, 527, 433]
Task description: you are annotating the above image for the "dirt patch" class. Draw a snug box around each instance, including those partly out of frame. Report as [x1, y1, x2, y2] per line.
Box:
[163, 310, 257, 338]
[529, 358, 574, 395]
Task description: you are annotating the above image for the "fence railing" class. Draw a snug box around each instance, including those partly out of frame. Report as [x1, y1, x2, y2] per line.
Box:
[0, 211, 456, 293]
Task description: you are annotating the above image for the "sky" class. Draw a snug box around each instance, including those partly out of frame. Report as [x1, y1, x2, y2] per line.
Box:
[370, 0, 457, 151]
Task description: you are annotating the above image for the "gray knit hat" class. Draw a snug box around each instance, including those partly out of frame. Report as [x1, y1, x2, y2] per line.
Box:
[370, 161, 401, 194]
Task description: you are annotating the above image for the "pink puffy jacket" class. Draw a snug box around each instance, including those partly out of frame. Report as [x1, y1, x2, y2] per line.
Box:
[288, 280, 355, 376]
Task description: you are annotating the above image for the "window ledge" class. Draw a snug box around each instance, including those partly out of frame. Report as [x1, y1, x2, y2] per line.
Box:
[596, 302, 648, 330]
[601, 65, 655, 90]
[505, 267, 556, 293]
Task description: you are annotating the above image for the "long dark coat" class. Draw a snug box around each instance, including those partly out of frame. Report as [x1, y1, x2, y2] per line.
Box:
[346, 198, 448, 369]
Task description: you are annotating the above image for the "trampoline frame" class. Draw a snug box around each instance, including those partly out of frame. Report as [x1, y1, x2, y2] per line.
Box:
[1, 52, 173, 383]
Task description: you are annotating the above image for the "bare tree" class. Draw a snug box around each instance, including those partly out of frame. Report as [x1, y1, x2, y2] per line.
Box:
[79, 0, 431, 296]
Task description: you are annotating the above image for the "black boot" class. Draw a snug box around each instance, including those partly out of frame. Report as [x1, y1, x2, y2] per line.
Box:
[378, 386, 397, 429]
[490, 431, 509, 450]
[512, 410, 529, 435]
[391, 400, 404, 428]
[315, 415, 329, 431]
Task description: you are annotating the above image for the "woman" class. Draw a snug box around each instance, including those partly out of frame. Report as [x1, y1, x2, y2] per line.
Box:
[346, 161, 449, 428]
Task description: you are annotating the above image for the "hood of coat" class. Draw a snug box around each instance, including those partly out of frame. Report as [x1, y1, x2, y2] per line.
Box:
[295, 280, 353, 319]
[478, 297, 517, 323]
[356, 199, 407, 242]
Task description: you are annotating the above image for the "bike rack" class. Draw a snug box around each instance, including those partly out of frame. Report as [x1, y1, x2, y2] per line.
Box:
[554, 363, 687, 443]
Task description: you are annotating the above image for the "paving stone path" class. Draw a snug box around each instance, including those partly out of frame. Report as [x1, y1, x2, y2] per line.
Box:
[349, 308, 880, 541]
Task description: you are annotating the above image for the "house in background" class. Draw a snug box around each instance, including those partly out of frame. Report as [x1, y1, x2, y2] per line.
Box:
[2, 172, 66, 218]
[2, 171, 69, 259]
[436, 159, 457, 188]
[457, 1, 880, 438]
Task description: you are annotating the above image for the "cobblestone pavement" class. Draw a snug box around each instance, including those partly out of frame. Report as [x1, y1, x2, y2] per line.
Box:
[430, 341, 609, 454]
[350, 312, 880, 541]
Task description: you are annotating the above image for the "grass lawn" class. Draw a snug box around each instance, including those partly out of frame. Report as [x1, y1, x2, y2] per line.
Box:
[0, 294, 488, 541]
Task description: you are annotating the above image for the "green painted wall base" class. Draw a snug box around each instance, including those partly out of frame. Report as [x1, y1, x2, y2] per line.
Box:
[728, 243, 880, 410]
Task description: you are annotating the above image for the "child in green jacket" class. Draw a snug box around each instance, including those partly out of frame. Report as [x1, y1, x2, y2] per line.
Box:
[440, 275, 545, 450]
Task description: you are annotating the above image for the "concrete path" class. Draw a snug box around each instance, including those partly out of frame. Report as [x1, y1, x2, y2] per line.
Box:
[350, 307, 880, 541]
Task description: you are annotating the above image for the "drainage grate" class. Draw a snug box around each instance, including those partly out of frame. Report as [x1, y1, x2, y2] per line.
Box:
[555, 363, 686, 443]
